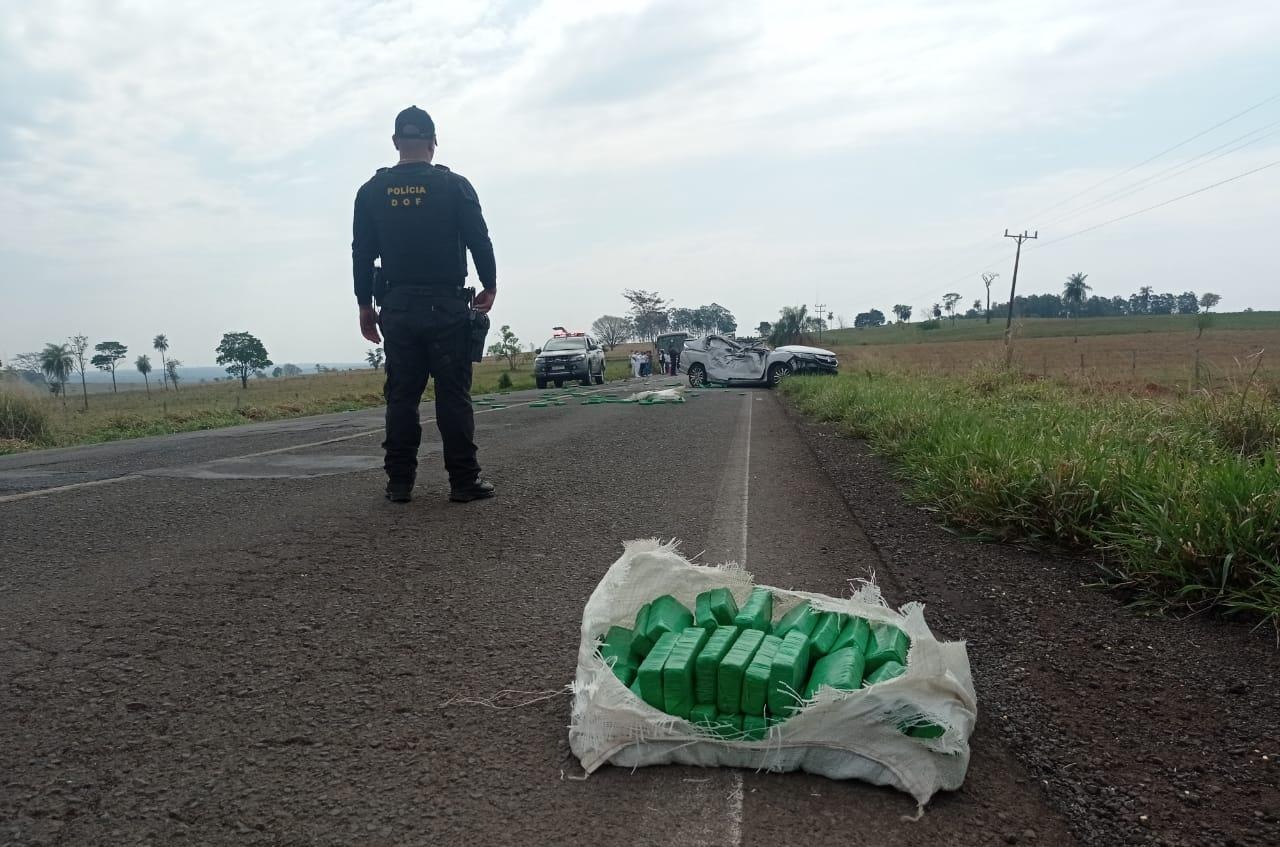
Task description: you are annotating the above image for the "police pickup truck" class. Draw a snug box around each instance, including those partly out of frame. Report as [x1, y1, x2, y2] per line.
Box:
[533, 331, 607, 388]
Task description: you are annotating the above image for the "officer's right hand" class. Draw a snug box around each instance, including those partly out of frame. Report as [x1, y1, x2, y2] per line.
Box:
[473, 288, 496, 315]
[359, 305, 382, 344]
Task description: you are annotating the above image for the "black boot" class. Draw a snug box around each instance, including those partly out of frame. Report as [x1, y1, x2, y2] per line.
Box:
[385, 480, 414, 503]
[449, 478, 495, 503]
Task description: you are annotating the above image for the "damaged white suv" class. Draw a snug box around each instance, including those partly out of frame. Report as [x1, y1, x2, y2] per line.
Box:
[680, 334, 839, 388]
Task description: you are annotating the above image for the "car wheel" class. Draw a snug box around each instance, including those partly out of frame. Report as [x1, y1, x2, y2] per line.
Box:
[766, 362, 790, 388]
[688, 363, 707, 388]
[593, 366, 605, 385]
[579, 370, 593, 387]
[536, 377, 547, 389]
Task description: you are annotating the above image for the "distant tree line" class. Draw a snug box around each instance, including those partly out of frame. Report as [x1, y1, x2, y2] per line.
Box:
[589, 290, 740, 350]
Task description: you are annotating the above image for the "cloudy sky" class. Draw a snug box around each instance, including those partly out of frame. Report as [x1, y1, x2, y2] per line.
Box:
[3, 0, 1279, 367]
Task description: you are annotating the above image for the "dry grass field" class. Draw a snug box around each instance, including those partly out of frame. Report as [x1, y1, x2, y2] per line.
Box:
[827, 325, 1278, 390]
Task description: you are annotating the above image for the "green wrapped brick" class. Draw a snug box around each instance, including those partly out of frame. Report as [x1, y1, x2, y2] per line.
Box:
[598, 625, 635, 666]
[907, 722, 945, 739]
[632, 603, 654, 657]
[715, 713, 743, 738]
[643, 595, 694, 645]
[733, 587, 773, 632]
[717, 628, 765, 714]
[611, 661, 636, 686]
[773, 601, 818, 639]
[629, 677, 644, 702]
[864, 659, 905, 686]
[865, 623, 910, 671]
[695, 626, 740, 705]
[742, 714, 770, 740]
[830, 616, 870, 655]
[808, 612, 842, 656]
[802, 646, 865, 698]
[637, 631, 680, 710]
[740, 634, 783, 716]
[662, 627, 710, 719]
[694, 588, 739, 629]
[689, 703, 718, 729]
[767, 630, 812, 717]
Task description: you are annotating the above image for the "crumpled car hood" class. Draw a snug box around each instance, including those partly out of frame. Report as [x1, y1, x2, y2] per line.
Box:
[774, 345, 836, 356]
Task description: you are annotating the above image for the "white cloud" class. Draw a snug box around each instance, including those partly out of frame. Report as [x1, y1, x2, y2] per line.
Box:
[1, 0, 1279, 362]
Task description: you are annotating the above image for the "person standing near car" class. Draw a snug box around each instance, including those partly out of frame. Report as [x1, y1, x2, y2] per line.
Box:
[352, 105, 497, 504]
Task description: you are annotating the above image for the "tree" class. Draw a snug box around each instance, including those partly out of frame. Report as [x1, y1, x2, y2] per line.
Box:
[135, 354, 153, 396]
[215, 332, 272, 388]
[591, 315, 633, 350]
[756, 321, 772, 338]
[981, 272, 999, 323]
[1199, 292, 1221, 312]
[1196, 312, 1215, 339]
[153, 334, 171, 391]
[40, 343, 74, 402]
[272, 366, 283, 378]
[892, 304, 912, 324]
[854, 309, 886, 328]
[1060, 273, 1091, 318]
[68, 334, 90, 410]
[1175, 291, 1200, 315]
[621, 289, 671, 341]
[931, 303, 942, 320]
[768, 305, 808, 346]
[282, 363, 303, 377]
[487, 325, 522, 369]
[1135, 286, 1153, 314]
[942, 294, 961, 325]
[365, 348, 385, 370]
[91, 341, 128, 392]
[166, 359, 182, 391]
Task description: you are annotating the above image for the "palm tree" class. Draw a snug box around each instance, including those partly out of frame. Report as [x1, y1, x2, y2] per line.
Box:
[135, 354, 153, 396]
[1063, 273, 1091, 318]
[165, 358, 182, 392]
[40, 343, 74, 404]
[153, 334, 170, 391]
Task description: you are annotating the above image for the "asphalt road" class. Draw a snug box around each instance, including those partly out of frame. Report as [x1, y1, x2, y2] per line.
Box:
[2, 379, 1075, 845]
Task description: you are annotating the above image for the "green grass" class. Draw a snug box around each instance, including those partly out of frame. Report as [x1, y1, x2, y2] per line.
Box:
[823, 311, 1280, 347]
[783, 370, 1280, 625]
[0, 358, 635, 454]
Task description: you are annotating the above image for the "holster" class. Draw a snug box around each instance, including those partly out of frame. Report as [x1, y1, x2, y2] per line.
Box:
[371, 266, 388, 306]
[466, 288, 489, 363]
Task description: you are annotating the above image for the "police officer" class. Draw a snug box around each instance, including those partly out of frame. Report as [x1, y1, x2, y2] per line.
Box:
[352, 105, 497, 504]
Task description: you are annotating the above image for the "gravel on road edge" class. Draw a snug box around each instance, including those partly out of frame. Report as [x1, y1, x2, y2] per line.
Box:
[784, 401, 1280, 847]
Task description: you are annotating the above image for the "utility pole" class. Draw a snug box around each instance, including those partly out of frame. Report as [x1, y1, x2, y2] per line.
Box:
[1002, 230, 1037, 363]
[812, 301, 827, 338]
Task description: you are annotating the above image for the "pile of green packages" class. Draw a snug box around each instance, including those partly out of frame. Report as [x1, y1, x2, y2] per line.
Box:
[595, 588, 935, 740]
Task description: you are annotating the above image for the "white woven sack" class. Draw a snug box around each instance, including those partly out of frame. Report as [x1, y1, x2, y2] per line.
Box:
[568, 540, 978, 808]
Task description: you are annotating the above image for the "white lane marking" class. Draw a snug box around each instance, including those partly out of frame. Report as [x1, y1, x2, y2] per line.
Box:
[0, 389, 601, 504]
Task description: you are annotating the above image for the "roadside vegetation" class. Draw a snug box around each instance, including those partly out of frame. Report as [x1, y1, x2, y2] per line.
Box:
[0, 357, 632, 454]
[783, 366, 1280, 625]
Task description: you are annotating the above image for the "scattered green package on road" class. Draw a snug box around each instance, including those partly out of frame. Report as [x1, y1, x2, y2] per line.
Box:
[767, 630, 812, 717]
[741, 634, 783, 716]
[808, 612, 842, 656]
[733, 587, 773, 632]
[865, 660, 905, 686]
[642, 595, 694, 645]
[803, 646, 866, 698]
[742, 714, 770, 740]
[695, 626, 740, 704]
[632, 603, 654, 657]
[830, 616, 871, 654]
[865, 623, 910, 671]
[637, 631, 680, 710]
[773, 600, 818, 639]
[717, 628, 765, 714]
[694, 588, 739, 629]
[663, 627, 710, 719]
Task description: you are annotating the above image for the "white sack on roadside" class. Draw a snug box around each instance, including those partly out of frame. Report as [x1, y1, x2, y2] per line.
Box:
[568, 539, 978, 808]
[627, 388, 684, 402]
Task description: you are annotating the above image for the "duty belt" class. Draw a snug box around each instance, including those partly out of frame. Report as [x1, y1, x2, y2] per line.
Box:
[390, 284, 467, 299]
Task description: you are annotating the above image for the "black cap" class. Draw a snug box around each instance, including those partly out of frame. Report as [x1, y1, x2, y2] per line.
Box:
[394, 105, 435, 140]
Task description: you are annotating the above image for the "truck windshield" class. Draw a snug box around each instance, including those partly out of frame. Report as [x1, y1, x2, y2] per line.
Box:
[543, 338, 586, 351]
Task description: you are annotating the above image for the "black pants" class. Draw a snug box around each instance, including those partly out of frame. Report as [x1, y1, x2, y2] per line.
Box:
[379, 291, 480, 487]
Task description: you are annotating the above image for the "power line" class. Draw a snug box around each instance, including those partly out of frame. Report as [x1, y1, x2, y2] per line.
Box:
[1032, 158, 1280, 249]
[1039, 117, 1280, 228]
[1018, 91, 1280, 223]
